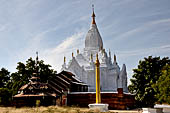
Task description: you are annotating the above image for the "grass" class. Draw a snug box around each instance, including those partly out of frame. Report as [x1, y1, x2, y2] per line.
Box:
[0, 106, 141, 113]
[0, 106, 108, 113]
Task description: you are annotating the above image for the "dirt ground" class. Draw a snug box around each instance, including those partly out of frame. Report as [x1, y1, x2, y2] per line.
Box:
[0, 106, 141, 113]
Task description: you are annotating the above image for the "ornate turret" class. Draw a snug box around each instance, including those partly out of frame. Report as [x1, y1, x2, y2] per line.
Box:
[30, 52, 40, 83]
[32, 52, 39, 77]
[84, 5, 103, 55]
[118, 64, 128, 92]
[113, 54, 118, 66]
[77, 49, 79, 54]
[72, 52, 74, 58]
[61, 56, 67, 71]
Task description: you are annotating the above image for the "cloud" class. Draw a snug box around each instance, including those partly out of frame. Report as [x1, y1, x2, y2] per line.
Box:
[117, 44, 170, 58]
[116, 18, 170, 40]
[10, 29, 85, 73]
[7, 25, 62, 73]
[48, 31, 84, 54]
[0, 24, 9, 32]
[41, 31, 85, 72]
[32, 26, 59, 43]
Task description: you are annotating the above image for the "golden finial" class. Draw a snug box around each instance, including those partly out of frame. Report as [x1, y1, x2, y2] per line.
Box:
[95, 54, 100, 66]
[72, 52, 74, 57]
[64, 56, 66, 63]
[91, 4, 96, 25]
[114, 54, 116, 62]
[77, 49, 79, 54]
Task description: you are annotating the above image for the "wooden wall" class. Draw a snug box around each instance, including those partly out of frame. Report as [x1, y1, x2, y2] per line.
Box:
[13, 96, 56, 107]
[67, 89, 136, 110]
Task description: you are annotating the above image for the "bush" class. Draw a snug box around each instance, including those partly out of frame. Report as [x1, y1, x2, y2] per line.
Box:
[0, 88, 12, 106]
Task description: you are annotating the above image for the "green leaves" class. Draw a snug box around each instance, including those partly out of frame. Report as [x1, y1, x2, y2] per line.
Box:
[153, 64, 170, 104]
[0, 88, 12, 106]
[9, 57, 57, 95]
[128, 56, 170, 107]
[0, 57, 57, 106]
[0, 68, 10, 88]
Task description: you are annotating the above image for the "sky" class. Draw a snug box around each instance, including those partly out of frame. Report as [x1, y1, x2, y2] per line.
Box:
[0, 0, 170, 84]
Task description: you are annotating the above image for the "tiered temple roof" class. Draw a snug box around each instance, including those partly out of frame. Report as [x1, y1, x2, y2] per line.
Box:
[13, 54, 87, 107]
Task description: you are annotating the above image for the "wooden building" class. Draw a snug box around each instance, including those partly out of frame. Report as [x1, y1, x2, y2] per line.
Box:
[13, 70, 88, 107]
[13, 76, 58, 107]
[48, 71, 88, 106]
[49, 71, 88, 93]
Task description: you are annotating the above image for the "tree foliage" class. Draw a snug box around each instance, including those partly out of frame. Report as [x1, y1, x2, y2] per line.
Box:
[153, 64, 170, 104]
[128, 56, 170, 107]
[9, 57, 57, 95]
[0, 68, 10, 88]
[0, 68, 12, 106]
[0, 88, 12, 106]
[0, 57, 57, 105]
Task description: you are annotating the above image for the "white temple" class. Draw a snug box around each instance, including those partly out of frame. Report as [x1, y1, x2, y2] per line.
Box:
[61, 8, 128, 92]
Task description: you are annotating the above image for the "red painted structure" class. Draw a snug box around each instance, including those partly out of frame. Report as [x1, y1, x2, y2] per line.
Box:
[67, 88, 136, 110]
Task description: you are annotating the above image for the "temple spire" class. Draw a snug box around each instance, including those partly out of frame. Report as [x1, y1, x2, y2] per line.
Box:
[36, 51, 38, 63]
[34, 51, 39, 77]
[91, 4, 96, 25]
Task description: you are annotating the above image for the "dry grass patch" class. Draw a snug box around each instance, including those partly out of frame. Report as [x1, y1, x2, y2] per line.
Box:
[0, 106, 111, 113]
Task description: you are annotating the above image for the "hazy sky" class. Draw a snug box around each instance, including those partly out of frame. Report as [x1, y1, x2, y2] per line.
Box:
[0, 0, 170, 84]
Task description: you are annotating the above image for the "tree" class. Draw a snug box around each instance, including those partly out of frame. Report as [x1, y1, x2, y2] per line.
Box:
[10, 57, 57, 95]
[0, 68, 10, 88]
[0, 68, 12, 106]
[128, 56, 170, 107]
[0, 88, 12, 106]
[153, 64, 170, 104]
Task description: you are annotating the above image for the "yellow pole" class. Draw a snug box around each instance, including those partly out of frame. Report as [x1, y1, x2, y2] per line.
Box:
[95, 54, 101, 104]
